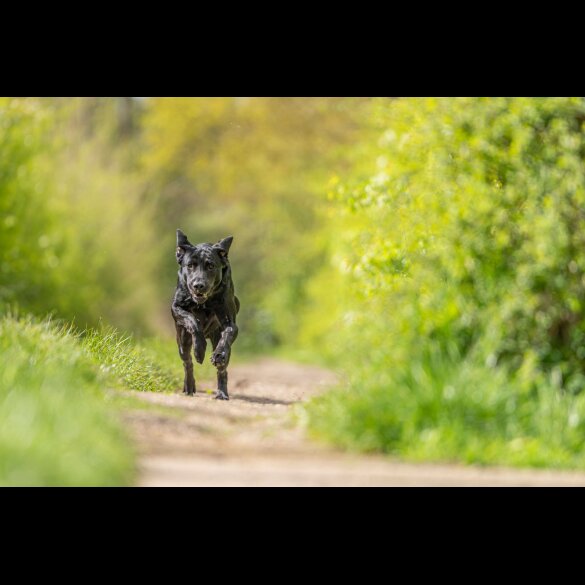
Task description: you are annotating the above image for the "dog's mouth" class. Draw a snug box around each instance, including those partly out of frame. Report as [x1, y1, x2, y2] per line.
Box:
[191, 291, 209, 304]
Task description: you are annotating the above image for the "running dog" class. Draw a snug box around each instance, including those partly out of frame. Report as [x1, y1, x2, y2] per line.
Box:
[171, 230, 240, 400]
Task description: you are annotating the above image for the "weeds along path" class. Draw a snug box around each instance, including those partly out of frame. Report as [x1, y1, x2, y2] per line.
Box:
[122, 358, 585, 487]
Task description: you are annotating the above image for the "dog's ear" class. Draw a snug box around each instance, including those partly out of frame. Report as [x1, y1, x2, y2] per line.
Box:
[176, 229, 192, 264]
[213, 236, 233, 261]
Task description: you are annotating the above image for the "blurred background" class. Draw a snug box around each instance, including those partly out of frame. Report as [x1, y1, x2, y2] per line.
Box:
[0, 97, 371, 351]
[4, 97, 585, 484]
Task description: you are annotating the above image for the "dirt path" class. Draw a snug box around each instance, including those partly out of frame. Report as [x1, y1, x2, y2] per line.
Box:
[122, 358, 585, 486]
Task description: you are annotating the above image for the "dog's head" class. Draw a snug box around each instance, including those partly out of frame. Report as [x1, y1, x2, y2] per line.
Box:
[176, 229, 233, 304]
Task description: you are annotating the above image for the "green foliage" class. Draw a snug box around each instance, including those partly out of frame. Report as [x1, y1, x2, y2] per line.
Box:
[8, 96, 585, 472]
[0, 312, 192, 485]
[141, 97, 371, 349]
[0, 97, 371, 347]
[0, 99, 55, 311]
[305, 345, 585, 468]
[304, 97, 585, 468]
[0, 97, 161, 333]
[0, 314, 135, 486]
[81, 326, 179, 393]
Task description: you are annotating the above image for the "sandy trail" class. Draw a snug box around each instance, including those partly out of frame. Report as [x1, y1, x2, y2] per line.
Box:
[122, 358, 585, 487]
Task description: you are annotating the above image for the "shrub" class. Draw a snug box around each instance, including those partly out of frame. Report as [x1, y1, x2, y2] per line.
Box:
[305, 97, 585, 467]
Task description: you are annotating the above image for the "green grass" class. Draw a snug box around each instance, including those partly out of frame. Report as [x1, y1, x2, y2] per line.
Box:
[0, 309, 243, 485]
[81, 326, 179, 393]
[0, 313, 197, 486]
[303, 346, 585, 470]
[0, 315, 136, 486]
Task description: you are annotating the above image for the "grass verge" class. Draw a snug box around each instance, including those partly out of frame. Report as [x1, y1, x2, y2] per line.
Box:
[0, 315, 136, 486]
[0, 314, 184, 486]
[81, 326, 179, 393]
[303, 346, 585, 470]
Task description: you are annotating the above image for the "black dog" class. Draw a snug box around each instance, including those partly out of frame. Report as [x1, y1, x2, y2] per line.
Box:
[171, 229, 239, 400]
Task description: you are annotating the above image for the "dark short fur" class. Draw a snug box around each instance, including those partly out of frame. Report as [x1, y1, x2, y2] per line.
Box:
[171, 230, 240, 400]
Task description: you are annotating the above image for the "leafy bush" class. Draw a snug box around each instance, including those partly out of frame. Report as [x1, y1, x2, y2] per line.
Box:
[0, 98, 161, 333]
[305, 97, 585, 467]
[0, 99, 56, 312]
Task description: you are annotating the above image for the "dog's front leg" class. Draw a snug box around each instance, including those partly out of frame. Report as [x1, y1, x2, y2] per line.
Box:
[175, 323, 196, 395]
[172, 305, 207, 364]
[210, 329, 230, 401]
[210, 318, 238, 400]
[215, 364, 229, 401]
[210, 322, 238, 368]
[192, 329, 207, 365]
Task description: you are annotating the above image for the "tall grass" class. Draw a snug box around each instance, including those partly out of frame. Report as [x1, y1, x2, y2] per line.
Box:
[0, 313, 188, 486]
[304, 344, 585, 469]
[0, 315, 135, 486]
[81, 325, 179, 393]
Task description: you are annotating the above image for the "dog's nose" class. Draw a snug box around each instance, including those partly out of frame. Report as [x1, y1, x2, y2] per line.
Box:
[194, 283, 205, 292]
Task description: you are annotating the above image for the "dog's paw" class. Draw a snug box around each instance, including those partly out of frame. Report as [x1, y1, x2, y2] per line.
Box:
[210, 347, 230, 367]
[214, 391, 229, 401]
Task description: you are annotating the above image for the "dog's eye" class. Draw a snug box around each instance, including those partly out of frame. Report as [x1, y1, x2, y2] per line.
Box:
[206, 262, 215, 270]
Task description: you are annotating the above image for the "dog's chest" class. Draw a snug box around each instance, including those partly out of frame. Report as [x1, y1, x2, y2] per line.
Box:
[193, 306, 220, 336]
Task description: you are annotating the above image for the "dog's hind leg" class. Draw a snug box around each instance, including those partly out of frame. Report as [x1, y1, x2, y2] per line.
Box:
[210, 329, 229, 400]
[176, 324, 196, 395]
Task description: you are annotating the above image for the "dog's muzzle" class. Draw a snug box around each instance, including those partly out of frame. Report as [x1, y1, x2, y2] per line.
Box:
[190, 290, 208, 303]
